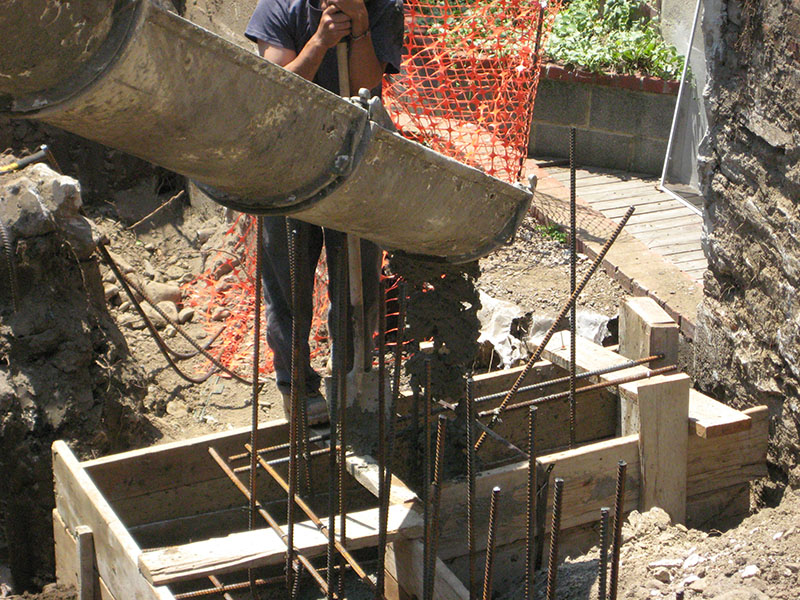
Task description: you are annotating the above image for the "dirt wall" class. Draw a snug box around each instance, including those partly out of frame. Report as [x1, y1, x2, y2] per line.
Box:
[694, 0, 800, 490]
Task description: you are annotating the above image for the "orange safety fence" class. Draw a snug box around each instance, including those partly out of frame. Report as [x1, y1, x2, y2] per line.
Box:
[183, 0, 559, 379]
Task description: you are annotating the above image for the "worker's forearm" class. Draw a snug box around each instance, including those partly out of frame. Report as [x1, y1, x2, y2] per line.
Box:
[282, 36, 329, 82]
[348, 35, 386, 92]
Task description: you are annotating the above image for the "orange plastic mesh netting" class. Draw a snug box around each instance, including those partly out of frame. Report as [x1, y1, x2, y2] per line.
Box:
[384, 0, 558, 183]
[183, 0, 558, 379]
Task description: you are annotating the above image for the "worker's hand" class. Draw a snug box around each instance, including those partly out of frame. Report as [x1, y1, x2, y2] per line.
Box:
[327, 0, 369, 38]
[313, 5, 352, 48]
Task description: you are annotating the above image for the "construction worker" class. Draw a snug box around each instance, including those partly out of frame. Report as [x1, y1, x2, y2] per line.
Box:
[245, 0, 404, 422]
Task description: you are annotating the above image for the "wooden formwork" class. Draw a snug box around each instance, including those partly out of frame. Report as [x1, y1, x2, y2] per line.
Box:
[53, 298, 768, 599]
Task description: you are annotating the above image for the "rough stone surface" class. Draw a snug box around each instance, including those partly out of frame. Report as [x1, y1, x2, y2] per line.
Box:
[0, 162, 149, 591]
[695, 0, 800, 490]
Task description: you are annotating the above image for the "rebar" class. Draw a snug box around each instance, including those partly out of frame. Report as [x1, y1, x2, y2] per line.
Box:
[475, 205, 636, 451]
[248, 216, 264, 599]
[474, 355, 663, 404]
[474, 419, 529, 459]
[380, 280, 406, 583]
[376, 277, 388, 600]
[422, 359, 433, 600]
[534, 464, 554, 572]
[174, 575, 285, 599]
[234, 447, 333, 472]
[286, 220, 300, 593]
[482, 486, 501, 600]
[328, 249, 346, 600]
[598, 506, 610, 600]
[478, 365, 677, 418]
[207, 447, 329, 596]
[229, 432, 330, 462]
[0, 218, 20, 312]
[545, 477, 565, 600]
[569, 126, 577, 449]
[608, 460, 627, 600]
[98, 241, 255, 385]
[337, 243, 350, 599]
[466, 377, 477, 600]
[525, 407, 538, 599]
[424, 415, 448, 600]
[249, 445, 375, 589]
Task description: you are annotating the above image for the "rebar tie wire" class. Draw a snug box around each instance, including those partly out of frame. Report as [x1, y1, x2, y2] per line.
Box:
[97, 240, 256, 386]
[97, 241, 237, 385]
[475, 205, 635, 451]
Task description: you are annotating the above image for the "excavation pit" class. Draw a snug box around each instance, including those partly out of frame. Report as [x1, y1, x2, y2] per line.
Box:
[52, 299, 768, 599]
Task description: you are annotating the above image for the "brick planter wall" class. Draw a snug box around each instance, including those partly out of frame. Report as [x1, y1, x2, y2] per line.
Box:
[528, 63, 679, 174]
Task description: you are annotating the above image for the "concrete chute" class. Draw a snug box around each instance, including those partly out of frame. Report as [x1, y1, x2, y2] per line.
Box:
[0, 0, 532, 261]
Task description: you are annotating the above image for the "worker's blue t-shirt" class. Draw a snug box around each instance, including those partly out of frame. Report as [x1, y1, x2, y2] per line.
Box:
[245, 0, 404, 95]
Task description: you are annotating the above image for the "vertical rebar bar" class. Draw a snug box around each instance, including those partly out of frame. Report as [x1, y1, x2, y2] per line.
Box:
[466, 377, 477, 600]
[608, 460, 627, 600]
[422, 359, 433, 600]
[482, 486, 501, 600]
[425, 414, 447, 600]
[534, 465, 553, 572]
[337, 244, 350, 599]
[598, 506, 610, 600]
[286, 220, 300, 594]
[476, 205, 636, 451]
[545, 477, 565, 600]
[569, 127, 577, 449]
[248, 216, 264, 599]
[525, 406, 538, 599]
[376, 278, 388, 600]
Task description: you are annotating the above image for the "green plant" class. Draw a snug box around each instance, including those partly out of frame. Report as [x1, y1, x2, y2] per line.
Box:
[545, 0, 684, 79]
[534, 223, 568, 244]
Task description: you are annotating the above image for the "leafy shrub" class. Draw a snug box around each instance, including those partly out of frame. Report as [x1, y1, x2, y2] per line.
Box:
[545, 0, 684, 79]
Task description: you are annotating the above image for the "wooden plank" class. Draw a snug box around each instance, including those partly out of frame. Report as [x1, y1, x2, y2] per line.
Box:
[437, 435, 640, 560]
[645, 230, 704, 247]
[687, 390, 752, 438]
[52, 441, 171, 600]
[386, 539, 469, 600]
[687, 406, 768, 496]
[637, 374, 690, 523]
[54, 509, 79, 592]
[590, 194, 681, 211]
[138, 504, 423, 585]
[83, 419, 290, 503]
[76, 526, 95, 600]
[610, 206, 697, 224]
[54, 510, 118, 600]
[345, 453, 419, 506]
[618, 296, 679, 369]
[471, 361, 561, 397]
[625, 217, 703, 235]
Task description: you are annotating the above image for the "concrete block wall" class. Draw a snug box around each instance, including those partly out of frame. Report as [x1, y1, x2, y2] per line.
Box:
[528, 64, 679, 174]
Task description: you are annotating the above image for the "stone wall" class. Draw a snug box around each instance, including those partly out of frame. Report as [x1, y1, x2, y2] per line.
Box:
[694, 0, 800, 489]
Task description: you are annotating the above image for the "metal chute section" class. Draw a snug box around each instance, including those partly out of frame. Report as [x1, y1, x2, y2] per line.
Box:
[0, 0, 532, 261]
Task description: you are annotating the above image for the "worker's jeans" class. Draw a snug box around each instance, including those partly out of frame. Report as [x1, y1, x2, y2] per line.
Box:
[260, 216, 382, 397]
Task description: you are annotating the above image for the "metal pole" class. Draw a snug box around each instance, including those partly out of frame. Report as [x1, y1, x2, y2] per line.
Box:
[248, 216, 264, 599]
[608, 460, 628, 600]
[545, 478, 565, 600]
[534, 464, 554, 572]
[466, 377, 477, 600]
[207, 447, 330, 596]
[569, 126, 577, 449]
[422, 359, 433, 600]
[473, 355, 664, 404]
[376, 278, 388, 600]
[425, 415, 447, 600]
[482, 487, 501, 600]
[475, 205, 636, 451]
[598, 506, 610, 600]
[286, 220, 300, 593]
[338, 244, 350, 599]
[525, 407, 538, 599]
[478, 365, 677, 418]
